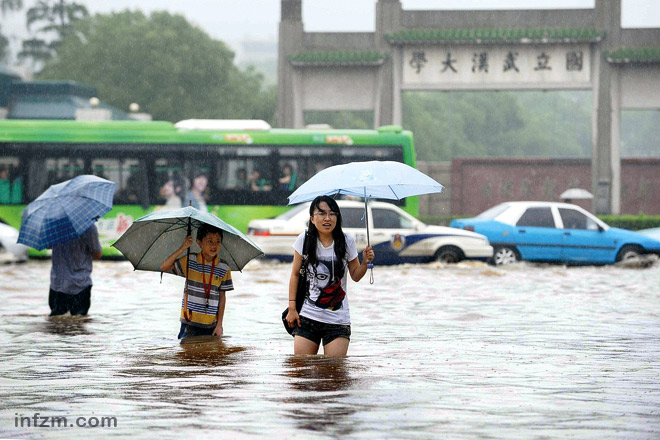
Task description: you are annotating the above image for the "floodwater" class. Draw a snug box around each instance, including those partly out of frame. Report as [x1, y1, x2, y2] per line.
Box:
[1, 259, 659, 439]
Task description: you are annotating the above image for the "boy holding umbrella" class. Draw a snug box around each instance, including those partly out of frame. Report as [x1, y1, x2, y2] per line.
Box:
[160, 224, 233, 339]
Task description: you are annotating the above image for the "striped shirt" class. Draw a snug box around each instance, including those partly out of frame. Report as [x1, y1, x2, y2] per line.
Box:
[174, 253, 233, 328]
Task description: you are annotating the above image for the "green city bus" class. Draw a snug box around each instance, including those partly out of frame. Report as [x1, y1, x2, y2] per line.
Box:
[0, 119, 417, 257]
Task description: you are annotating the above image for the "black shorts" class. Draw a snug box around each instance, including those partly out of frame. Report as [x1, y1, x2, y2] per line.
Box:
[177, 322, 215, 339]
[48, 286, 92, 316]
[292, 315, 351, 346]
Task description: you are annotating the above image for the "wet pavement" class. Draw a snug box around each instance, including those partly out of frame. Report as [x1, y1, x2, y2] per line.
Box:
[1, 259, 659, 439]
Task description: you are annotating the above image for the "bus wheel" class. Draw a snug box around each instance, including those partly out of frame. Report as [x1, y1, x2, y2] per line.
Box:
[491, 246, 519, 266]
[434, 246, 463, 264]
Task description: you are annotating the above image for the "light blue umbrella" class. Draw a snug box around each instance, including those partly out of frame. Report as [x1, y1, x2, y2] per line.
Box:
[288, 160, 444, 280]
[18, 175, 116, 250]
[112, 206, 263, 272]
[288, 161, 444, 206]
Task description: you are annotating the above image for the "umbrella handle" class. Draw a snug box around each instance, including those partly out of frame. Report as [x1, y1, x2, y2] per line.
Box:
[364, 194, 374, 284]
[183, 217, 193, 321]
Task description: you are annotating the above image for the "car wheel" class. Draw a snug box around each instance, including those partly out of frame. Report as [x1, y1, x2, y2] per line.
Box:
[491, 246, 519, 266]
[615, 244, 643, 262]
[434, 246, 463, 264]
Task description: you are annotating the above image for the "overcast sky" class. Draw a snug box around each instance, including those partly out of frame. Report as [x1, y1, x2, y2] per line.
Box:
[3, 0, 659, 53]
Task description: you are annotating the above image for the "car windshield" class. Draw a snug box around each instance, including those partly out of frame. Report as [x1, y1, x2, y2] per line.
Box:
[276, 203, 309, 220]
[476, 203, 509, 219]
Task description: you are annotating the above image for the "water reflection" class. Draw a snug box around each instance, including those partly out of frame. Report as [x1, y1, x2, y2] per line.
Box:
[284, 356, 355, 393]
[41, 315, 92, 336]
[176, 336, 247, 368]
[112, 337, 252, 425]
[282, 356, 360, 435]
[120, 337, 248, 377]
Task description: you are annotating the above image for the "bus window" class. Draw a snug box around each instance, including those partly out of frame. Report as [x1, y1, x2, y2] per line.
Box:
[104, 159, 147, 206]
[153, 158, 184, 207]
[341, 146, 397, 159]
[220, 158, 272, 192]
[47, 158, 85, 186]
[0, 157, 23, 204]
[91, 160, 111, 181]
[222, 159, 250, 190]
[26, 157, 85, 201]
[277, 161, 298, 192]
[183, 160, 213, 209]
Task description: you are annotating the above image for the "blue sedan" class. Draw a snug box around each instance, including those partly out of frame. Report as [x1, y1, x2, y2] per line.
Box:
[450, 201, 660, 265]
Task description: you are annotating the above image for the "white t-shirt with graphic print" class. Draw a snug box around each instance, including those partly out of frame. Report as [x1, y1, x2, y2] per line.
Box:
[293, 232, 359, 325]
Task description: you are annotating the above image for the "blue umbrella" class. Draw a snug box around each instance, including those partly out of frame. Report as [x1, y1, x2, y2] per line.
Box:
[112, 206, 263, 272]
[18, 175, 116, 250]
[288, 161, 444, 280]
[288, 161, 444, 205]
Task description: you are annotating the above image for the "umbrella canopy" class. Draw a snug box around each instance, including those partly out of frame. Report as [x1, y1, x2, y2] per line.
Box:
[560, 188, 593, 200]
[288, 160, 444, 205]
[112, 206, 263, 272]
[18, 175, 116, 250]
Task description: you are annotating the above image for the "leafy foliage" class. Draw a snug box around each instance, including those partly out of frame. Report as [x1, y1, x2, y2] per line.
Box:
[606, 47, 660, 64]
[621, 110, 660, 157]
[0, 0, 23, 61]
[386, 28, 605, 44]
[37, 10, 276, 123]
[18, 0, 88, 63]
[597, 215, 660, 230]
[301, 90, 659, 161]
[402, 91, 594, 161]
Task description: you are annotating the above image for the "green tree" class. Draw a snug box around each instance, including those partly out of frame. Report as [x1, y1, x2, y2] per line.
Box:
[37, 10, 276, 123]
[621, 110, 660, 157]
[0, 0, 23, 61]
[18, 0, 88, 63]
[403, 91, 592, 161]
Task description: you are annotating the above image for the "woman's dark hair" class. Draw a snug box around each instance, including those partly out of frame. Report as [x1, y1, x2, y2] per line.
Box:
[171, 173, 185, 198]
[307, 195, 347, 280]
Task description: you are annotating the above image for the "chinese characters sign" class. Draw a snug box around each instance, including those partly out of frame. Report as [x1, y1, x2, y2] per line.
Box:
[403, 45, 590, 88]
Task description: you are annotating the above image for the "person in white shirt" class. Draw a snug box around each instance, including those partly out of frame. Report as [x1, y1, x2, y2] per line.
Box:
[285, 195, 374, 356]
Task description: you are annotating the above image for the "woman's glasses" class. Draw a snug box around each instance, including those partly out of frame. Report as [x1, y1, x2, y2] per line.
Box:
[313, 211, 338, 219]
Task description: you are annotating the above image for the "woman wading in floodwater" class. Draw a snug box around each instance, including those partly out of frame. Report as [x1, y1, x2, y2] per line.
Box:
[285, 195, 374, 356]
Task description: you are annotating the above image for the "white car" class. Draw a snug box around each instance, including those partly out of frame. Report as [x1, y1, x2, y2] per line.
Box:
[0, 222, 28, 263]
[247, 200, 493, 264]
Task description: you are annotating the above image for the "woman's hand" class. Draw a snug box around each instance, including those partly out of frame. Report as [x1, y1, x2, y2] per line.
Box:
[362, 246, 375, 265]
[286, 309, 301, 329]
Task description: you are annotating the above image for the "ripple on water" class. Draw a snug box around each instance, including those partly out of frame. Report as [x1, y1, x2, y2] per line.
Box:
[0, 261, 659, 439]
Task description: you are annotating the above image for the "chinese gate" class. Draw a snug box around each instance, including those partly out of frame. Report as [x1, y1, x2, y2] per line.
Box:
[278, 0, 660, 215]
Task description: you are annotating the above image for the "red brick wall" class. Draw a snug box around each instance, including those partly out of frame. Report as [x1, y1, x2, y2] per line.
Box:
[620, 158, 660, 215]
[450, 157, 660, 215]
